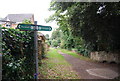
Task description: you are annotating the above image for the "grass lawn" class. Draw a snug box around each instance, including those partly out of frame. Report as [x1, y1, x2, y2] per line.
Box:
[60, 49, 91, 61]
[39, 48, 80, 79]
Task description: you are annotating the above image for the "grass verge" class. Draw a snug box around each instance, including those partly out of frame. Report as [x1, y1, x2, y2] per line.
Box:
[39, 48, 80, 79]
[60, 49, 91, 61]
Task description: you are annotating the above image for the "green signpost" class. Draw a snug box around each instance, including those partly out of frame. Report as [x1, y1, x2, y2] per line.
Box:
[17, 24, 52, 80]
[17, 24, 52, 31]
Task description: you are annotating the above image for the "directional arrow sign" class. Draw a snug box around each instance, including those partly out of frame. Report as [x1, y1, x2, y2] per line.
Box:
[17, 24, 52, 31]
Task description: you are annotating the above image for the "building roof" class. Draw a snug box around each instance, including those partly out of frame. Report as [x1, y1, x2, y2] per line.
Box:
[3, 14, 34, 22]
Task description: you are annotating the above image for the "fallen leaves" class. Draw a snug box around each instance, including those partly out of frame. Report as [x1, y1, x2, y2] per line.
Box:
[39, 55, 80, 79]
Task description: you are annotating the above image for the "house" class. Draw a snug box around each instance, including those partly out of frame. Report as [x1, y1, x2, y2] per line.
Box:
[0, 14, 34, 29]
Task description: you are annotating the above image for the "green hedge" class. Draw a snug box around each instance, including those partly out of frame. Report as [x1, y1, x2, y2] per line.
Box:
[2, 27, 35, 80]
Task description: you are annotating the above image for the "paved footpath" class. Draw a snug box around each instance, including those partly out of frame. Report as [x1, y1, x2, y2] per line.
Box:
[58, 51, 119, 79]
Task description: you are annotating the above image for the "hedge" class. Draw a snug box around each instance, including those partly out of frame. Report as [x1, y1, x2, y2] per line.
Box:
[2, 27, 35, 80]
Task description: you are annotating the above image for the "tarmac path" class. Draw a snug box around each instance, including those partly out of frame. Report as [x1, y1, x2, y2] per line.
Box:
[58, 51, 119, 79]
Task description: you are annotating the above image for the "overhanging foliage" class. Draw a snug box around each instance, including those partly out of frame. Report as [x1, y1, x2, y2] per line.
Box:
[48, 2, 120, 52]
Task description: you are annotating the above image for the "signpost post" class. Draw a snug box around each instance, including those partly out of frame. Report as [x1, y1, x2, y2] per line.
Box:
[34, 22, 38, 81]
[17, 24, 52, 81]
[34, 26, 38, 81]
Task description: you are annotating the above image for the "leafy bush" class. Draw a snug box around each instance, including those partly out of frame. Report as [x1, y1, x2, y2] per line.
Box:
[75, 45, 89, 57]
[41, 44, 46, 59]
[2, 27, 35, 80]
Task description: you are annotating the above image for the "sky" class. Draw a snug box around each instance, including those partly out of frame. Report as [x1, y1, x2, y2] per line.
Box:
[0, 0, 58, 37]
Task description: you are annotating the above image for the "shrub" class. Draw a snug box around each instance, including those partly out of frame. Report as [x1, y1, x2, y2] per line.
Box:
[2, 27, 35, 80]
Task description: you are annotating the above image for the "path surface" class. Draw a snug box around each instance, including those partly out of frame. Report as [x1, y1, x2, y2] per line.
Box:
[58, 51, 119, 79]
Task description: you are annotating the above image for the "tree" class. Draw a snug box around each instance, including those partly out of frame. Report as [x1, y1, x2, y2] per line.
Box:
[45, 34, 49, 40]
[50, 29, 62, 47]
[22, 19, 32, 24]
[48, 2, 120, 53]
[45, 34, 51, 46]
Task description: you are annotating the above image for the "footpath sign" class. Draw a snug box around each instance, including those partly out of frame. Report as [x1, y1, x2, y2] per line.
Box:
[17, 24, 52, 31]
[17, 24, 52, 81]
